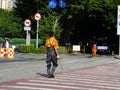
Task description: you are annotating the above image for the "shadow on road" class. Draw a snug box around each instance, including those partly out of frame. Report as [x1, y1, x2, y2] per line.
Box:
[86, 55, 93, 58]
[36, 72, 48, 78]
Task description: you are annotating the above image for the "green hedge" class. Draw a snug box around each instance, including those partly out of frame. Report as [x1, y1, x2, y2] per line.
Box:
[18, 44, 68, 54]
[0, 38, 70, 54]
[0, 38, 43, 45]
[18, 44, 46, 54]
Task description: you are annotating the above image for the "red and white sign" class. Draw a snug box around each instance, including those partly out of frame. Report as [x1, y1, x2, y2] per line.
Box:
[34, 13, 41, 21]
[24, 19, 31, 27]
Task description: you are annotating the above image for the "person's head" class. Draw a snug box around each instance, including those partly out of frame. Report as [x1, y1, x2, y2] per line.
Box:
[49, 31, 54, 37]
[5, 39, 8, 41]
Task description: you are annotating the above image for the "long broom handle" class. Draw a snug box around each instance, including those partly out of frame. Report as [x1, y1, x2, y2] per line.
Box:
[57, 57, 64, 71]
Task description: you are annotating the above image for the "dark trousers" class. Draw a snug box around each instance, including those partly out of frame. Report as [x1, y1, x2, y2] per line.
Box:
[46, 47, 58, 75]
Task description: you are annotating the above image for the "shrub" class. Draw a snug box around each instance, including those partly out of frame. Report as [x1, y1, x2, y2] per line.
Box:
[18, 44, 35, 53]
[18, 44, 68, 54]
[0, 38, 43, 45]
[58, 46, 67, 54]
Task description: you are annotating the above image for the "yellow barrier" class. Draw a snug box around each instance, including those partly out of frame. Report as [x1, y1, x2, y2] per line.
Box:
[0, 48, 7, 58]
[7, 48, 14, 58]
[0, 48, 14, 58]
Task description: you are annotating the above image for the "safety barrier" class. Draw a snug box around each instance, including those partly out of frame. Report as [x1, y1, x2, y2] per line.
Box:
[0, 48, 7, 58]
[7, 48, 14, 58]
[0, 48, 14, 58]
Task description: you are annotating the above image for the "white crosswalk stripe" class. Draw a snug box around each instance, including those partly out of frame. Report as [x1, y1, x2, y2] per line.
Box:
[1, 85, 60, 90]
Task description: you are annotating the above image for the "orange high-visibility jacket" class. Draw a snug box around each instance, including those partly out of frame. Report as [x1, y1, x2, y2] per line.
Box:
[45, 37, 59, 49]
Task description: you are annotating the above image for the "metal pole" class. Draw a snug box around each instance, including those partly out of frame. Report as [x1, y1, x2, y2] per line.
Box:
[26, 30, 28, 45]
[58, 58, 63, 71]
[28, 31, 30, 45]
[36, 20, 39, 48]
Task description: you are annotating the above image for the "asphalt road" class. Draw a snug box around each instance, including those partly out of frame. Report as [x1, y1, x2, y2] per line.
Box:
[0, 53, 119, 83]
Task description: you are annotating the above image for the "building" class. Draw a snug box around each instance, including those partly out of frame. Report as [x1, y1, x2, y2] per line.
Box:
[0, 0, 13, 9]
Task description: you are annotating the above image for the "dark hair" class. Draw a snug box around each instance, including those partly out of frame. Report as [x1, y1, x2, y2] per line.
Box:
[49, 31, 54, 37]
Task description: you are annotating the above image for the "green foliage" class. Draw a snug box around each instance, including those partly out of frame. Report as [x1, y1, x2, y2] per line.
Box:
[18, 44, 35, 53]
[18, 44, 68, 54]
[0, 0, 120, 46]
[0, 9, 22, 38]
[18, 44, 45, 54]
[14, 0, 63, 42]
[0, 38, 43, 46]
[39, 15, 62, 41]
[11, 38, 43, 45]
[14, 0, 38, 19]
[10, 38, 26, 44]
[58, 46, 68, 54]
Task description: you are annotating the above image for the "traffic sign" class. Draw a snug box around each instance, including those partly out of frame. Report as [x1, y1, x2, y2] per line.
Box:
[24, 19, 31, 27]
[24, 26, 31, 31]
[34, 13, 41, 21]
[48, 0, 57, 9]
[58, 0, 66, 8]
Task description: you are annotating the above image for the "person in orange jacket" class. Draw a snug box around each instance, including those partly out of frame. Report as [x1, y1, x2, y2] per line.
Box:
[92, 42, 97, 56]
[45, 31, 59, 78]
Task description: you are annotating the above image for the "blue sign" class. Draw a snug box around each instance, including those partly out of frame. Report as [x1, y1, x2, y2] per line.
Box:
[58, 0, 66, 8]
[119, 21, 120, 26]
[48, 0, 57, 9]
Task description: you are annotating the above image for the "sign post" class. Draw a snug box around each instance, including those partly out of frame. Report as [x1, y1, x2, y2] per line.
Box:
[24, 19, 31, 45]
[34, 13, 41, 48]
[48, 0, 66, 33]
[117, 5, 120, 56]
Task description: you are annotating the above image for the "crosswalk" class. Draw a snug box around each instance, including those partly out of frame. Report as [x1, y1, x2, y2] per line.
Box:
[0, 62, 120, 90]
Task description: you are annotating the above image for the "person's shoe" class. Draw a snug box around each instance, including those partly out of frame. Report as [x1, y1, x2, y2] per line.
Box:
[47, 74, 55, 78]
[50, 75, 55, 78]
[47, 75, 51, 78]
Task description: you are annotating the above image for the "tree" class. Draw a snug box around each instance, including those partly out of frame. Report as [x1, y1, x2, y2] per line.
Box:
[0, 9, 22, 38]
[60, 0, 120, 44]
[13, 0, 120, 46]
[14, 0, 64, 42]
[14, 0, 37, 20]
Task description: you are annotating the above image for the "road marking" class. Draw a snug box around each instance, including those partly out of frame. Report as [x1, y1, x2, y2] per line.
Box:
[1, 63, 120, 90]
[15, 81, 120, 90]
[16, 82, 83, 89]
[1, 85, 60, 90]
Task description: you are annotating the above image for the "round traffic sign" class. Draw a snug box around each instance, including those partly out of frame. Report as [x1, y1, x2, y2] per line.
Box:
[24, 19, 31, 26]
[34, 13, 41, 21]
[58, 0, 66, 8]
[48, 0, 57, 9]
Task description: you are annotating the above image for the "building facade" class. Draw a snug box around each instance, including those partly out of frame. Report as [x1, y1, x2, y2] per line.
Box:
[0, 0, 13, 9]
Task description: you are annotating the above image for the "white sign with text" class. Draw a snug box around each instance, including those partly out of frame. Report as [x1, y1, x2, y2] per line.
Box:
[73, 45, 80, 51]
